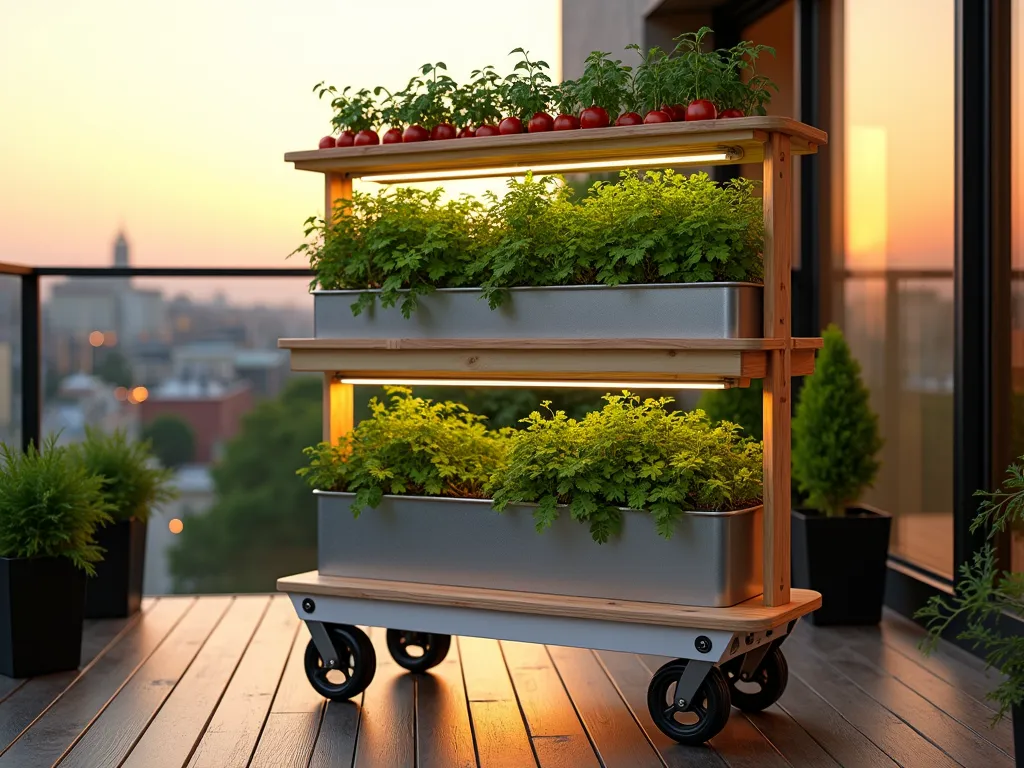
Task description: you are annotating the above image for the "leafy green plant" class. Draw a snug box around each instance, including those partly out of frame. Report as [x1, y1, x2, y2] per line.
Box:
[488, 392, 763, 543]
[697, 379, 763, 441]
[717, 40, 779, 115]
[916, 458, 1024, 724]
[407, 62, 457, 127]
[293, 186, 490, 317]
[552, 79, 582, 116]
[299, 387, 512, 515]
[625, 44, 673, 113]
[503, 48, 554, 119]
[314, 83, 379, 133]
[576, 51, 632, 117]
[669, 27, 723, 103]
[72, 427, 178, 524]
[0, 435, 113, 574]
[792, 324, 882, 517]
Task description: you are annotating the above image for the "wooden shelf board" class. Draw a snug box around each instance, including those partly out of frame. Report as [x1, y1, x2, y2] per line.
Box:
[277, 571, 821, 632]
[279, 337, 820, 351]
[285, 117, 827, 179]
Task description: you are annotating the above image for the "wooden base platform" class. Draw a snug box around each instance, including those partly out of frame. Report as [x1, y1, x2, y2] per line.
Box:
[277, 571, 822, 633]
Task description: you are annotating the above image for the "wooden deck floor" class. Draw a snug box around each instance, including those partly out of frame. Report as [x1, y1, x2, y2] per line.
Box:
[0, 595, 1013, 768]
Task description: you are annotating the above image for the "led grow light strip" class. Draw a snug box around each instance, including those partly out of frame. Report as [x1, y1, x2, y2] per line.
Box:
[362, 150, 742, 184]
[338, 377, 728, 390]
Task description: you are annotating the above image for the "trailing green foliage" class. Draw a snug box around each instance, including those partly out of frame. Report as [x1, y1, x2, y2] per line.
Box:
[0, 435, 112, 574]
[72, 427, 178, 524]
[295, 170, 764, 316]
[792, 324, 882, 517]
[488, 393, 763, 543]
[916, 458, 1024, 724]
[697, 379, 763, 441]
[299, 387, 512, 515]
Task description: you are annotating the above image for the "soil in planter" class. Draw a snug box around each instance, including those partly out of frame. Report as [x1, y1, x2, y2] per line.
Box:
[791, 506, 892, 626]
[0, 556, 86, 678]
[85, 519, 147, 619]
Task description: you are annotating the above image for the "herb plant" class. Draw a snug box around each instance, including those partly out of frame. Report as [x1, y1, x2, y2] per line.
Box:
[625, 44, 673, 113]
[576, 51, 632, 116]
[296, 170, 765, 315]
[314, 83, 379, 133]
[503, 48, 554, 119]
[488, 393, 763, 543]
[293, 186, 490, 318]
[299, 387, 511, 516]
[916, 458, 1024, 724]
[717, 40, 779, 115]
[792, 324, 883, 517]
[72, 427, 178, 524]
[0, 435, 113, 574]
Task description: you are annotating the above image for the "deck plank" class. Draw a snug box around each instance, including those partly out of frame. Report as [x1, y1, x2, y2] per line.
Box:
[0, 597, 195, 768]
[0, 607, 147, 751]
[743, 706, 842, 768]
[791, 625, 1015, 764]
[308, 699, 363, 768]
[120, 596, 269, 768]
[57, 596, 233, 768]
[459, 636, 538, 768]
[501, 641, 600, 768]
[785, 647, 961, 768]
[188, 595, 300, 768]
[416, 632, 477, 768]
[351, 627, 416, 768]
[547, 646, 664, 768]
[248, 624, 326, 768]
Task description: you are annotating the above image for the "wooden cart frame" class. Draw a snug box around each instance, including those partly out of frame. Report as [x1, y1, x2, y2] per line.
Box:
[277, 117, 827, 744]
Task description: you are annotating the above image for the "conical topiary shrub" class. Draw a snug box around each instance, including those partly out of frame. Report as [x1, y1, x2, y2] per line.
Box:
[792, 324, 882, 516]
[790, 324, 890, 626]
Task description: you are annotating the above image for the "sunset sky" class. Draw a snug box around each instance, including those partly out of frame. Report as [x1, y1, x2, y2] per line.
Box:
[0, 0, 560, 302]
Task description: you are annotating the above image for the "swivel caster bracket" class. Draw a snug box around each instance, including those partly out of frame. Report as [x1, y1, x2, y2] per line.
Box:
[737, 643, 771, 681]
[307, 621, 339, 670]
[673, 659, 713, 709]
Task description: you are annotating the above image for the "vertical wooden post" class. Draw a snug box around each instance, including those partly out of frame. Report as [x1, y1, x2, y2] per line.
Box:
[762, 132, 793, 607]
[323, 374, 355, 445]
[322, 172, 354, 446]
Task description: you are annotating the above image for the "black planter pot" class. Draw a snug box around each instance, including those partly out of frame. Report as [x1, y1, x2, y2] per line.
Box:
[85, 519, 147, 619]
[791, 505, 892, 626]
[1013, 704, 1022, 767]
[0, 556, 86, 678]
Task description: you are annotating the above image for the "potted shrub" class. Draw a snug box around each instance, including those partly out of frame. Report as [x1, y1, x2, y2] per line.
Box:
[0, 436, 111, 677]
[300, 388, 765, 608]
[791, 324, 887, 625]
[916, 458, 1024, 766]
[73, 428, 177, 618]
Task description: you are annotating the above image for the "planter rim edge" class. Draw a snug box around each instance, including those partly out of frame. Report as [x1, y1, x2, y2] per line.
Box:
[313, 281, 764, 296]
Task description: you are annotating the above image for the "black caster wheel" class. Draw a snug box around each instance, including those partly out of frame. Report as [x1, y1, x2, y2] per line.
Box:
[647, 659, 732, 745]
[304, 624, 376, 700]
[386, 629, 451, 673]
[724, 645, 788, 713]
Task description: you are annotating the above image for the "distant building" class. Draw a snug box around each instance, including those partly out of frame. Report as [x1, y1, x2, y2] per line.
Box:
[42, 372, 136, 445]
[143, 463, 215, 595]
[139, 378, 252, 463]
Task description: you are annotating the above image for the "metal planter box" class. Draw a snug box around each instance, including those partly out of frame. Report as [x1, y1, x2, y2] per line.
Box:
[314, 283, 763, 340]
[317, 492, 763, 607]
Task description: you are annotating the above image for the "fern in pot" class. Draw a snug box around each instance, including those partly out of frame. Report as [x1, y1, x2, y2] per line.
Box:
[916, 459, 1024, 766]
[791, 324, 888, 626]
[72, 428, 177, 618]
[0, 436, 112, 677]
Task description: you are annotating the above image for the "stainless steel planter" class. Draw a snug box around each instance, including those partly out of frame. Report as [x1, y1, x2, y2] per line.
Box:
[314, 283, 763, 340]
[317, 492, 763, 607]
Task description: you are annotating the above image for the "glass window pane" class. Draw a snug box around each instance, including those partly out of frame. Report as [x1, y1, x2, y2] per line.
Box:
[1012, 0, 1024, 572]
[0, 275, 20, 449]
[840, 0, 955, 578]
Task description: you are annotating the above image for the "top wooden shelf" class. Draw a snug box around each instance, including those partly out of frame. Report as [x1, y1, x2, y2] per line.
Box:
[285, 117, 827, 183]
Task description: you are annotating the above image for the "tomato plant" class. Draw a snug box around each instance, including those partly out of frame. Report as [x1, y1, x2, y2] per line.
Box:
[576, 51, 631, 121]
[625, 44, 674, 116]
[463, 66, 504, 129]
[503, 48, 553, 122]
[717, 39, 778, 116]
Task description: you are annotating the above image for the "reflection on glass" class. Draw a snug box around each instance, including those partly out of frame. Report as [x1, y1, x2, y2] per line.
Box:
[1012, 0, 1024, 572]
[841, 0, 955, 577]
[0, 275, 20, 450]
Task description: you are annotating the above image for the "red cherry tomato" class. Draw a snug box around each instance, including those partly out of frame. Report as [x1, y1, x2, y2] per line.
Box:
[580, 106, 610, 129]
[719, 108, 745, 119]
[475, 124, 500, 137]
[553, 114, 580, 131]
[498, 116, 524, 135]
[527, 112, 554, 132]
[353, 130, 379, 146]
[658, 104, 680, 121]
[457, 126, 477, 138]
[643, 110, 672, 124]
[337, 130, 356, 147]
[382, 128, 403, 144]
[403, 125, 430, 142]
[671, 103, 687, 121]
[430, 123, 457, 141]
[318, 135, 336, 149]
[685, 99, 718, 121]
[615, 112, 643, 126]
